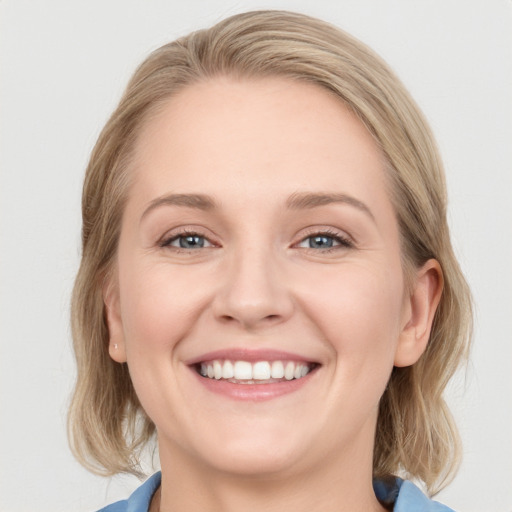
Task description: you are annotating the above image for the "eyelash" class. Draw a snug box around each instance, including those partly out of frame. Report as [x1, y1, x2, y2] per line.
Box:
[159, 229, 216, 251]
[159, 228, 354, 253]
[297, 229, 353, 252]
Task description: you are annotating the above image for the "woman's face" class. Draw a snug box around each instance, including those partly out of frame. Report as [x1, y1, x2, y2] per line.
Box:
[106, 77, 430, 478]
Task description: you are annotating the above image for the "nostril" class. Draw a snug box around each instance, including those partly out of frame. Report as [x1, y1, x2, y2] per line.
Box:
[218, 313, 281, 322]
[219, 314, 237, 323]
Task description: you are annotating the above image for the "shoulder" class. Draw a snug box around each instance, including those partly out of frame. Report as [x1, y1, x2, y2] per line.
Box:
[374, 477, 456, 511]
[96, 472, 161, 512]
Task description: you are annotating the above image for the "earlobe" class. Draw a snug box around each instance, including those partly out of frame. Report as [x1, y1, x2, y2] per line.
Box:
[103, 279, 127, 364]
[394, 259, 443, 367]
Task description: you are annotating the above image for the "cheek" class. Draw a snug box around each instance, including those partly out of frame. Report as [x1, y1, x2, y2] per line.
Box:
[302, 261, 405, 372]
[118, 260, 213, 357]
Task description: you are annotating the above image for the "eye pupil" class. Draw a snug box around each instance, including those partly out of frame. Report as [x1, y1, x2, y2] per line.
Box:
[309, 235, 334, 249]
[179, 235, 205, 248]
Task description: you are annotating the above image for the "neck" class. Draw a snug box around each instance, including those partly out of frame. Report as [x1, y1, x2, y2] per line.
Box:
[156, 432, 387, 512]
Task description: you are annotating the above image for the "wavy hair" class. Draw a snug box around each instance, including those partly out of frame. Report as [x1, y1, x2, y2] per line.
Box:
[68, 10, 472, 494]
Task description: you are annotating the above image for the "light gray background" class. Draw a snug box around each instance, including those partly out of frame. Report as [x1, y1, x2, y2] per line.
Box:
[1, 1, 511, 511]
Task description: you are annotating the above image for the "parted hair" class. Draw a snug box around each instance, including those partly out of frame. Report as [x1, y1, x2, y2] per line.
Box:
[68, 10, 472, 494]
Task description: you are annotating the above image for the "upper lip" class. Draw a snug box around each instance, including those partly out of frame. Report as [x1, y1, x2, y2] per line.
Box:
[185, 348, 320, 366]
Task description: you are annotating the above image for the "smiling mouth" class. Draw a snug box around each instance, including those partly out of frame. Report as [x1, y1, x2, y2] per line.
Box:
[195, 360, 318, 384]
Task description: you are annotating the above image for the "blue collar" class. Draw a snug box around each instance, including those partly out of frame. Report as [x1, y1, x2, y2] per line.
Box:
[98, 472, 455, 511]
[374, 477, 455, 511]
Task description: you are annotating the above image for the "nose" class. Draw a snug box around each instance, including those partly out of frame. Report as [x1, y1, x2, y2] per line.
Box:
[212, 245, 294, 330]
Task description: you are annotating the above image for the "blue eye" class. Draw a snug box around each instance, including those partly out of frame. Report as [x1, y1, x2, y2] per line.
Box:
[178, 235, 206, 249]
[307, 235, 336, 249]
[297, 232, 352, 250]
[162, 233, 212, 249]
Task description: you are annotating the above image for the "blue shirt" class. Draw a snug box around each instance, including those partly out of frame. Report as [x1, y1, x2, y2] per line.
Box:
[97, 472, 455, 511]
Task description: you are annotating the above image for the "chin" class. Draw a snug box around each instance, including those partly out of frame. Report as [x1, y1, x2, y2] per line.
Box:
[191, 424, 308, 478]
[209, 446, 299, 478]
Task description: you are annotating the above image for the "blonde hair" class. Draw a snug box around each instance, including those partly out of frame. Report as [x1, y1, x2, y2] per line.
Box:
[68, 10, 472, 494]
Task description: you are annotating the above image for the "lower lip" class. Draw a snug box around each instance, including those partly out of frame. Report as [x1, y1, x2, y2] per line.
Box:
[190, 367, 317, 401]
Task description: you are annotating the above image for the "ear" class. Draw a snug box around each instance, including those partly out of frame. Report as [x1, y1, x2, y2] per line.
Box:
[103, 277, 127, 363]
[394, 259, 443, 367]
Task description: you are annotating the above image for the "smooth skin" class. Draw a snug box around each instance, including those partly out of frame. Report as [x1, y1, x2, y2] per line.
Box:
[104, 77, 442, 512]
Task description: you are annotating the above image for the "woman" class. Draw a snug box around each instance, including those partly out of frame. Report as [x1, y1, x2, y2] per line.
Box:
[68, 10, 471, 512]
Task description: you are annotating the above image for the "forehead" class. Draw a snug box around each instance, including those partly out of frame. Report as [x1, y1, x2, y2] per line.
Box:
[129, 76, 390, 212]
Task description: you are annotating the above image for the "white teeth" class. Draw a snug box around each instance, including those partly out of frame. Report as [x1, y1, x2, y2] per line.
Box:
[284, 361, 295, 380]
[233, 361, 253, 380]
[271, 360, 284, 379]
[222, 360, 234, 379]
[213, 360, 223, 380]
[253, 361, 271, 380]
[199, 359, 313, 382]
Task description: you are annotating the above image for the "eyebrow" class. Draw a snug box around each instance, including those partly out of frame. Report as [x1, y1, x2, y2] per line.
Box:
[141, 193, 216, 221]
[286, 192, 375, 221]
[141, 191, 374, 221]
